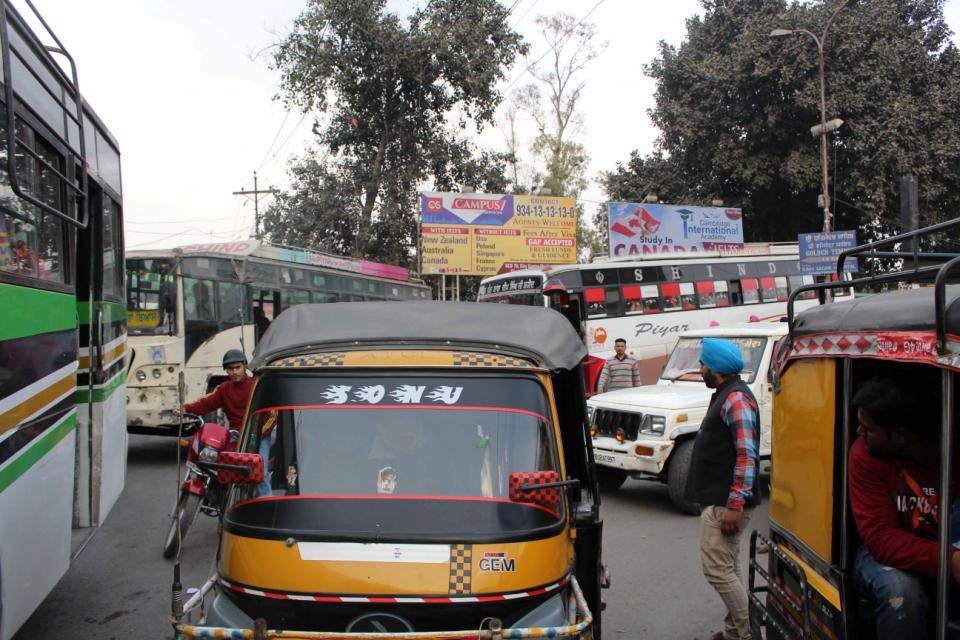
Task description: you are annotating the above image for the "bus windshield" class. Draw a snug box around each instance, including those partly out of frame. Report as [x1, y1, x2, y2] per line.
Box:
[661, 337, 768, 383]
[126, 258, 176, 335]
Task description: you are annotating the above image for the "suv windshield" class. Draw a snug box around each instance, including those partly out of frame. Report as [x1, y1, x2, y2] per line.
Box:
[242, 374, 559, 508]
[661, 337, 768, 383]
[126, 258, 177, 335]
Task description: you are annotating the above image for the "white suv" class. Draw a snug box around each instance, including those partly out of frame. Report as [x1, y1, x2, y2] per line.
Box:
[587, 323, 785, 514]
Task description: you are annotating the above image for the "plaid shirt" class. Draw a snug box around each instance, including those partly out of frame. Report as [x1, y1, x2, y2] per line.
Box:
[720, 391, 759, 511]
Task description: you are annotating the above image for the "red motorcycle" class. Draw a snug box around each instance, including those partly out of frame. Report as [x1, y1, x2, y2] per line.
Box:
[162, 414, 239, 559]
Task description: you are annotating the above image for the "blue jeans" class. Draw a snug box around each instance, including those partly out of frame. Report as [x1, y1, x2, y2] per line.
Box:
[854, 546, 929, 640]
[256, 430, 275, 497]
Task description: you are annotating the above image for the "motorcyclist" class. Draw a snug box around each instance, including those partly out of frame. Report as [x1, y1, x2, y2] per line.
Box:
[174, 349, 252, 430]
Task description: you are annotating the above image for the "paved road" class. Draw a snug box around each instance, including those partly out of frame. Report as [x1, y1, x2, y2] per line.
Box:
[16, 435, 769, 639]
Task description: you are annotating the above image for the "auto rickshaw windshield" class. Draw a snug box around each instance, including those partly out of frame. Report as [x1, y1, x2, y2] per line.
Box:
[244, 373, 561, 512]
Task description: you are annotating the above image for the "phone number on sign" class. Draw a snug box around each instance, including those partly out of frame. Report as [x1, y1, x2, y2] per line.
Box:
[516, 203, 576, 219]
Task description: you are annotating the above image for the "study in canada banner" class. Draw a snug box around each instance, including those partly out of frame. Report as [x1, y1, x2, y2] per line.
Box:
[419, 192, 577, 276]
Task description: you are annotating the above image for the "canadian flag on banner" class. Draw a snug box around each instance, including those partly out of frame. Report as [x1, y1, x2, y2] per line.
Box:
[611, 206, 661, 238]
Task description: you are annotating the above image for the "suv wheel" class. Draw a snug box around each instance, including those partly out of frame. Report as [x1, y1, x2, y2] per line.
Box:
[596, 467, 628, 492]
[667, 440, 701, 515]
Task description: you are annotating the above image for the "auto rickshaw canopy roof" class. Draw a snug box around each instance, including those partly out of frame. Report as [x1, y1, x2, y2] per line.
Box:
[794, 286, 960, 336]
[250, 301, 588, 371]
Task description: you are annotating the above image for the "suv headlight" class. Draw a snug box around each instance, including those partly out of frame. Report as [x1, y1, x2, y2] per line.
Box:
[640, 415, 666, 436]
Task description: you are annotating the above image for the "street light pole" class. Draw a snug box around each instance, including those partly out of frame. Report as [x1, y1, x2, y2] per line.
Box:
[771, 0, 852, 233]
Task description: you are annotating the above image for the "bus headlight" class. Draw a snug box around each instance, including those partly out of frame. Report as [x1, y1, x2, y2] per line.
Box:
[136, 370, 146, 382]
[152, 368, 162, 379]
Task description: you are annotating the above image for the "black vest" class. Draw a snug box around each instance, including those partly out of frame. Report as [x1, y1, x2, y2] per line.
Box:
[685, 376, 761, 509]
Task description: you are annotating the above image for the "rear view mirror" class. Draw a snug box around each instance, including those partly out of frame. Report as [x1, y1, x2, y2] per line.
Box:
[509, 470, 561, 511]
[213, 452, 264, 485]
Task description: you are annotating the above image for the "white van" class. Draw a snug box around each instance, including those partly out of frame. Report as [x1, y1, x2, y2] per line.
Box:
[587, 322, 786, 514]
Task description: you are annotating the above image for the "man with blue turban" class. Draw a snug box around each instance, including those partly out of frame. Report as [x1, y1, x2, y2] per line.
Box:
[685, 337, 761, 640]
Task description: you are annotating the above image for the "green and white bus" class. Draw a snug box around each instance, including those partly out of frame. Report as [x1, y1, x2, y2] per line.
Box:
[0, 2, 125, 638]
[125, 240, 430, 433]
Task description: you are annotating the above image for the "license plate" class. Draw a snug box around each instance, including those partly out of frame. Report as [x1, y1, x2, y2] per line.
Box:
[594, 453, 616, 464]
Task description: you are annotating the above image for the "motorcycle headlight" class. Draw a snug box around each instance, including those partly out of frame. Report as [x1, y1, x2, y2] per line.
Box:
[199, 446, 219, 463]
[135, 370, 146, 382]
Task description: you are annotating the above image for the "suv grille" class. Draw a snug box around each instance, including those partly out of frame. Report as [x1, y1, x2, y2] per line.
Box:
[594, 408, 643, 440]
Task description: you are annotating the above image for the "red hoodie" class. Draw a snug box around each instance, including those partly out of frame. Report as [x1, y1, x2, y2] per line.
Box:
[848, 436, 955, 578]
[184, 376, 254, 430]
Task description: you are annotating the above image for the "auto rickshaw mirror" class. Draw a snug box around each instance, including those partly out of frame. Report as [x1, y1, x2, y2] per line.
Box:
[214, 451, 265, 485]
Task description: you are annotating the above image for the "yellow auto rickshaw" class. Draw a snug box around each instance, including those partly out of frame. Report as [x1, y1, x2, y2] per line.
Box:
[171, 301, 606, 639]
[749, 220, 960, 640]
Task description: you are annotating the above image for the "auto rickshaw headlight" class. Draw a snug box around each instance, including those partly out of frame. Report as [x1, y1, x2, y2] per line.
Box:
[615, 428, 625, 442]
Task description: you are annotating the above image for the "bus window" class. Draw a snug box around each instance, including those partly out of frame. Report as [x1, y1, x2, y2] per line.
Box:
[714, 281, 730, 307]
[660, 283, 682, 312]
[126, 258, 176, 334]
[740, 278, 760, 304]
[217, 281, 245, 325]
[729, 280, 743, 306]
[185, 278, 216, 321]
[102, 199, 122, 299]
[759, 277, 778, 303]
[696, 281, 716, 308]
[0, 213, 39, 278]
[604, 287, 622, 317]
[282, 288, 311, 307]
[253, 289, 281, 341]
[788, 275, 817, 300]
[775, 276, 789, 301]
[312, 291, 339, 303]
[585, 287, 607, 318]
[679, 282, 697, 310]
[622, 285, 643, 314]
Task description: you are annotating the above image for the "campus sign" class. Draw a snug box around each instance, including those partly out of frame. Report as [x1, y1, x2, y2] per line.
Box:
[420, 192, 577, 276]
[607, 202, 744, 257]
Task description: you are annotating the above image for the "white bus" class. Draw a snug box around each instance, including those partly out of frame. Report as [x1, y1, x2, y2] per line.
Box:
[124, 240, 431, 433]
[477, 243, 830, 384]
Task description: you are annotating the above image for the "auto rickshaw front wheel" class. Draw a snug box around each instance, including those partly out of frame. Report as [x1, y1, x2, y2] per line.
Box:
[667, 440, 701, 515]
[596, 468, 628, 492]
[163, 489, 202, 559]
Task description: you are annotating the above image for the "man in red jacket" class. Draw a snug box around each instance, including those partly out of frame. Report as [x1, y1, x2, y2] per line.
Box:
[849, 376, 960, 640]
[175, 349, 252, 430]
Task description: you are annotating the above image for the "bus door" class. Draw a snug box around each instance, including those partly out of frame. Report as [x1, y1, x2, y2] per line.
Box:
[252, 288, 281, 342]
[75, 180, 126, 528]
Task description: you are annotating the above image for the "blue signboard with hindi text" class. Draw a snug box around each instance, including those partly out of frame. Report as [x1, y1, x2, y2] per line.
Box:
[798, 230, 859, 275]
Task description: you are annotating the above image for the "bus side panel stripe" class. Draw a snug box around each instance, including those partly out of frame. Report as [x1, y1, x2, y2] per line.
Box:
[76, 370, 125, 404]
[0, 395, 75, 467]
[0, 283, 76, 342]
[0, 410, 76, 492]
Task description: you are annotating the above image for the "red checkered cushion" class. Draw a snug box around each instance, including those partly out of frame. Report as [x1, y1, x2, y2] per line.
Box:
[509, 470, 560, 511]
[215, 452, 264, 485]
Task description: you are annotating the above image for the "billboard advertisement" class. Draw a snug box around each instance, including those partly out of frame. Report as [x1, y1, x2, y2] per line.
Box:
[607, 202, 744, 257]
[420, 191, 577, 275]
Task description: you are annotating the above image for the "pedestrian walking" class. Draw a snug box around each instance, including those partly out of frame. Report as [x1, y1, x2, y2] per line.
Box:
[596, 338, 640, 392]
[685, 337, 761, 640]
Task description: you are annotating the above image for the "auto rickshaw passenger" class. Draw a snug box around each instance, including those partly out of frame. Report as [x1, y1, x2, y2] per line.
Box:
[849, 376, 960, 639]
[685, 337, 761, 640]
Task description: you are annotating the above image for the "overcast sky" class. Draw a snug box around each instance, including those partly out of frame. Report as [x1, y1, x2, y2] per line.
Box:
[29, 0, 960, 251]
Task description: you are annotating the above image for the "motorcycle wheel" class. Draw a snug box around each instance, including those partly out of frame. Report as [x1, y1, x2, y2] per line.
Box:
[162, 489, 203, 559]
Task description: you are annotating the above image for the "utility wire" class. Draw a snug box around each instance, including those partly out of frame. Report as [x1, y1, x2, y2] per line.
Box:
[503, 0, 606, 92]
[256, 109, 292, 171]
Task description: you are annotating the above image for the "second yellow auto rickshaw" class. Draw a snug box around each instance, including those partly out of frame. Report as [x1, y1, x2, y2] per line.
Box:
[170, 301, 606, 639]
[749, 219, 960, 640]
